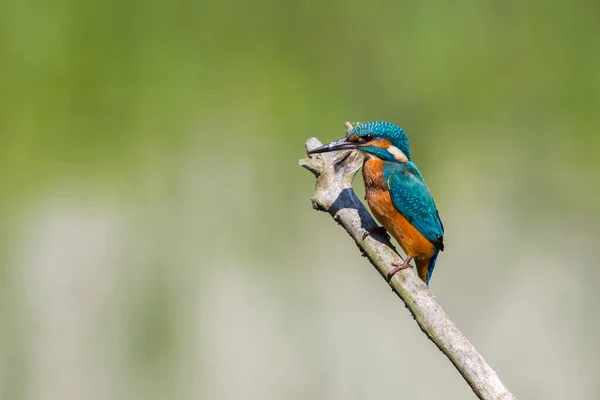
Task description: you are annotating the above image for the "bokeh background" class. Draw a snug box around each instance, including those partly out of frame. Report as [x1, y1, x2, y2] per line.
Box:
[1, 0, 599, 399]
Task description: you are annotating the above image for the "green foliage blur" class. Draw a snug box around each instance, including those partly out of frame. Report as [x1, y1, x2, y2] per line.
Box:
[1, 0, 599, 399]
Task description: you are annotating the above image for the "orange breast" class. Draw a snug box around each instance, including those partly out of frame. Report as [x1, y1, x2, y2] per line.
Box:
[363, 158, 435, 267]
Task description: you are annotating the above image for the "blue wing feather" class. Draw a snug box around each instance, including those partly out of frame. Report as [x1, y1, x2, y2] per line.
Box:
[383, 161, 444, 249]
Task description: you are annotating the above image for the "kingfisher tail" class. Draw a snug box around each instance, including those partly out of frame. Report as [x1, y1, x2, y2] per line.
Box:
[415, 251, 440, 285]
[425, 250, 440, 285]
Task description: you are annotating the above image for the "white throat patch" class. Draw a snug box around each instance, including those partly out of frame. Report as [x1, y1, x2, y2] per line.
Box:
[387, 145, 409, 162]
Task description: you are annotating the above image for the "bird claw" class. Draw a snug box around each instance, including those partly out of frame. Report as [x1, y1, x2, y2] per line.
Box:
[362, 226, 389, 240]
[387, 257, 414, 281]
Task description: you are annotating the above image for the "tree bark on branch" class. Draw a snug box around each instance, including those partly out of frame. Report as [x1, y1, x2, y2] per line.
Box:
[299, 124, 516, 400]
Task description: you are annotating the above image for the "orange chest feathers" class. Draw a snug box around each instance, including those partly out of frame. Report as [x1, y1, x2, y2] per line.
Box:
[362, 159, 434, 261]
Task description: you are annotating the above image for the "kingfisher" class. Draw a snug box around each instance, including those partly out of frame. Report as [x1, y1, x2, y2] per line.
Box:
[308, 121, 444, 285]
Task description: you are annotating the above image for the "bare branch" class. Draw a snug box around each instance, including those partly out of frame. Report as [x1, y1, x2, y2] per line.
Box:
[299, 123, 516, 400]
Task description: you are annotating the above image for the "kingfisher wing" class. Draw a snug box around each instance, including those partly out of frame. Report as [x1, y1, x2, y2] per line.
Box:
[384, 162, 444, 250]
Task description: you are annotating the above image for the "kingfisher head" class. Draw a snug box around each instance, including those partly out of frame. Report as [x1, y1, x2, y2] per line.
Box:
[307, 121, 411, 162]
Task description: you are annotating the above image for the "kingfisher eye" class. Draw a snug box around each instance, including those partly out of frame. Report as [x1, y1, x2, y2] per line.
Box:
[363, 134, 374, 142]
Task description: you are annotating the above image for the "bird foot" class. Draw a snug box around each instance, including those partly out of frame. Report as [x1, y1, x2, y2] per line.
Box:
[362, 226, 389, 240]
[387, 256, 413, 281]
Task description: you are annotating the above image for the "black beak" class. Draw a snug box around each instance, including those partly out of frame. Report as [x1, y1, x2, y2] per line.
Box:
[307, 137, 358, 154]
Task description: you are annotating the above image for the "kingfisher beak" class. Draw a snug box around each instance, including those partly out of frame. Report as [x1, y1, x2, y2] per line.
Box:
[307, 137, 358, 154]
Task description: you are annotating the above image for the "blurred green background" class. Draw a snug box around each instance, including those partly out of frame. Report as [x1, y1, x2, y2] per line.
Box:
[1, 0, 599, 399]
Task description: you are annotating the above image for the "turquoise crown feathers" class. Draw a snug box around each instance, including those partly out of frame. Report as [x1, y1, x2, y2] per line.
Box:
[347, 121, 411, 160]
